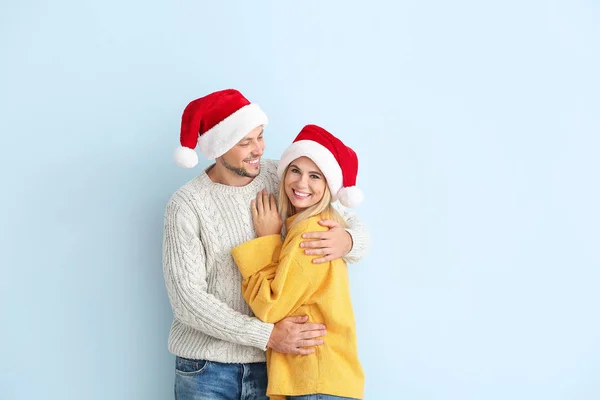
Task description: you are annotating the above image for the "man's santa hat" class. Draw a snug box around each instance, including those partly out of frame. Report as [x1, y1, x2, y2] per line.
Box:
[175, 89, 268, 167]
[277, 124, 364, 207]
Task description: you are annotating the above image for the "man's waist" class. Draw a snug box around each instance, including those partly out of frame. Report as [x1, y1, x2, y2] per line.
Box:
[168, 323, 267, 363]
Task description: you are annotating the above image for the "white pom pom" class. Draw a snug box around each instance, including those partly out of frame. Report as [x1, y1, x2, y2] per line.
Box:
[337, 186, 364, 207]
[174, 146, 198, 168]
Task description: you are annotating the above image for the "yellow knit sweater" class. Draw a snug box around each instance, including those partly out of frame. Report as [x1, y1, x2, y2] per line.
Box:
[231, 213, 364, 399]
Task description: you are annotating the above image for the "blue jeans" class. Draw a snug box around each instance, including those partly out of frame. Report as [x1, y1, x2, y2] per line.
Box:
[288, 396, 359, 400]
[174, 357, 268, 400]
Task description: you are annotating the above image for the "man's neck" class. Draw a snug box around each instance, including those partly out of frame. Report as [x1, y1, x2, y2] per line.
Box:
[206, 163, 256, 187]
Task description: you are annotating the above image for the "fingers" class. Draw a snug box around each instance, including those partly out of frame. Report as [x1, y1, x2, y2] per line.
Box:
[299, 322, 327, 333]
[262, 189, 270, 212]
[298, 339, 324, 347]
[257, 189, 276, 213]
[251, 200, 258, 219]
[291, 347, 316, 355]
[304, 248, 328, 256]
[311, 256, 334, 264]
[283, 316, 326, 333]
[289, 337, 326, 356]
[301, 232, 326, 240]
[274, 317, 326, 356]
[256, 191, 264, 214]
[317, 219, 340, 228]
[299, 328, 327, 339]
[302, 220, 342, 239]
[300, 240, 332, 249]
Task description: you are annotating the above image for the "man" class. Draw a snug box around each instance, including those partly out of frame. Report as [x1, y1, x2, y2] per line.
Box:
[163, 89, 369, 399]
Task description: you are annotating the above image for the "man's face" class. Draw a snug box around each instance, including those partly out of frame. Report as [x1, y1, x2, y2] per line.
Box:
[219, 126, 265, 178]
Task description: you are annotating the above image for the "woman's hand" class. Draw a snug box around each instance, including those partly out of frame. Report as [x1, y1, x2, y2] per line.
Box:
[252, 189, 283, 237]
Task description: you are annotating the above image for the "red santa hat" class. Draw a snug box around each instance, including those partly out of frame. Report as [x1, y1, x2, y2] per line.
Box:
[174, 89, 268, 167]
[277, 124, 364, 207]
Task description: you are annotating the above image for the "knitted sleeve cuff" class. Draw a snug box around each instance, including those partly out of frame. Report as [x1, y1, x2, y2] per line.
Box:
[343, 227, 370, 264]
[247, 319, 275, 351]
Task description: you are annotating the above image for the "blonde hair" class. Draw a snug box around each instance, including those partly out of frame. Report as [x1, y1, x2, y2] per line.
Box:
[278, 164, 349, 230]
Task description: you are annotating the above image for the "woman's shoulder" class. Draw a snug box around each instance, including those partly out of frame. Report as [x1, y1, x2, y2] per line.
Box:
[286, 213, 328, 238]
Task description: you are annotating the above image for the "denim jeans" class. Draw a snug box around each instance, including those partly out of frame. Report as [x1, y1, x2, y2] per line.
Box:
[174, 357, 268, 400]
[287, 396, 360, 400]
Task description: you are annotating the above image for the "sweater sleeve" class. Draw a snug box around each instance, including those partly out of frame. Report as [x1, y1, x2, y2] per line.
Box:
[231, 229, 323, 324]
[333, 203, 370, 264]
[162, 199, 273, 350]
[232, 234, 283, 279]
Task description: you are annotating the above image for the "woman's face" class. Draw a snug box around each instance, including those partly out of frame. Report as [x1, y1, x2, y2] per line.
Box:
[284, 156, 327, 212]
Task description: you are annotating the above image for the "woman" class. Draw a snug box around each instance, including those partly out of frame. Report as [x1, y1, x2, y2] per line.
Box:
[231, 124, 365, 400]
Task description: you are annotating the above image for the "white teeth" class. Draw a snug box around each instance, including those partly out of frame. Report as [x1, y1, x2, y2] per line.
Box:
[246, 159, 259, 165]
[293, 190, 310, 198]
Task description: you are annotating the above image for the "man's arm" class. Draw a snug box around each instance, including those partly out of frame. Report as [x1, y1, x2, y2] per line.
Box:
[336, 204, 370, 264]
[300, 204, 370, 264]
[162, 199, 273, 350]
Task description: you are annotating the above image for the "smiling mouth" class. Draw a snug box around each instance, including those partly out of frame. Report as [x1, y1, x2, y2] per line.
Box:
[293, 189, 311, 199]
[244, 158, 260, 166]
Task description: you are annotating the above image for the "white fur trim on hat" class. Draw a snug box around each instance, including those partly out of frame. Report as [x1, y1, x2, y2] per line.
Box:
[197, 103, 268, 159]
[174, 146, 199, 168]
[277, 140, 344, 200]
[338, 186, 364, 207]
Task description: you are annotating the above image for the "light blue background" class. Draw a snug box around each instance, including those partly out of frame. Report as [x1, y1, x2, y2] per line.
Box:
[1, 1, 599, 399]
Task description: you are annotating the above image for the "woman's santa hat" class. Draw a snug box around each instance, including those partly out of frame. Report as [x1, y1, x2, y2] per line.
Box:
[277, 124, 364, 207]
[175, 89, 268, 167]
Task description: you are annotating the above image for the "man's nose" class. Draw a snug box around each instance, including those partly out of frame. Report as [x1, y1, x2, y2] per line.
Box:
[251, 142, 264, 156]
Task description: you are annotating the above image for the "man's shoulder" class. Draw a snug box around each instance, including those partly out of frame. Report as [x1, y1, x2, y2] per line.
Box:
[261, 158, 279, 173]
[259, 158, 281, 189]
[166, 176, 203, 208]
[287, 215, 327, 239]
